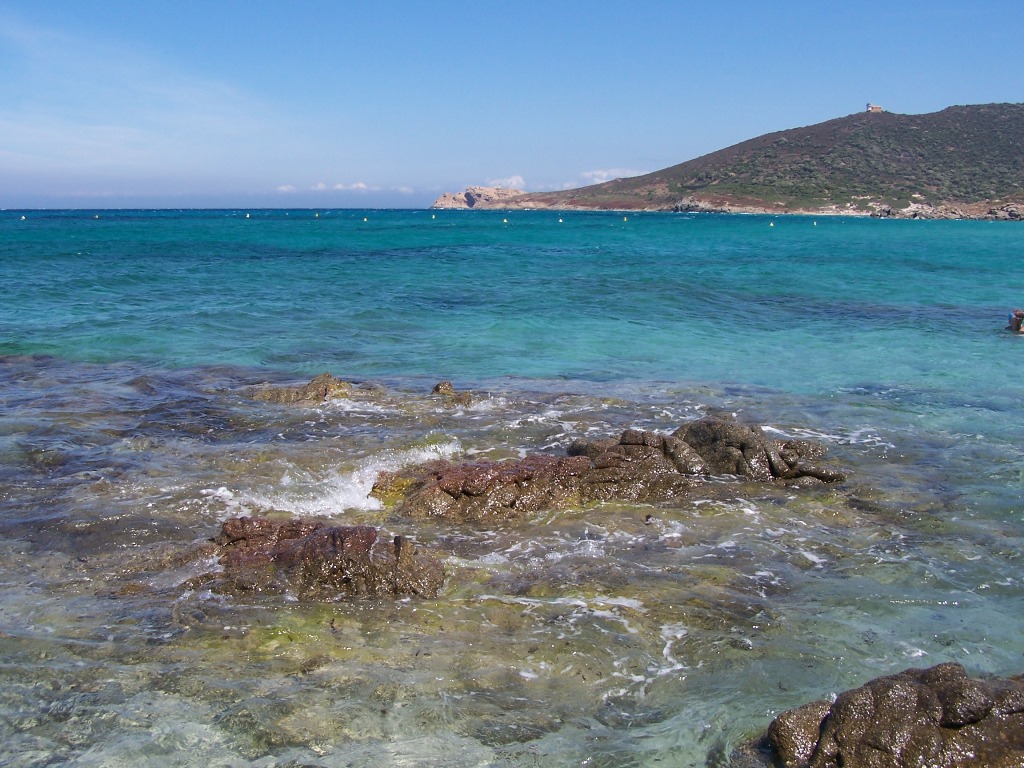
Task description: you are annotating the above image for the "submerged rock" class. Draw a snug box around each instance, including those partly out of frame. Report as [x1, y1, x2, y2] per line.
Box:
[207, 516, 444, 599]
[736, 662, 1024, 767]
[390, 415, 845, 522]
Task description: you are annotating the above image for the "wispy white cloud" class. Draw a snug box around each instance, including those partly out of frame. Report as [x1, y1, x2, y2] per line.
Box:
[543, 168, 646, 192]
[276, 180, 388, 195]
[579, 168, 645, 184]
[485, 174, 526, 190]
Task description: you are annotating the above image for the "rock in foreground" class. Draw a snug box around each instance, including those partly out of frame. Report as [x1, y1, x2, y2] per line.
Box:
[389, 416, 845, 522]
[208, 517, 444, 599]
[736, 662, 1024, 767]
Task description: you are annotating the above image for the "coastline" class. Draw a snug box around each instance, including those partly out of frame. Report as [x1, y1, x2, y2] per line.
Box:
[431, 186, 1024, 220]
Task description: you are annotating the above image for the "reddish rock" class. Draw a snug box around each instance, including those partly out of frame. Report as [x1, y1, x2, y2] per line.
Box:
[211, 517, 444, 599]
[393, 416, 844, 522]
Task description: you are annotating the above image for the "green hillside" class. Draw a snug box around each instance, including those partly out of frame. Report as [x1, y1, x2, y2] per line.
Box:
[518, 103, 1024, 213]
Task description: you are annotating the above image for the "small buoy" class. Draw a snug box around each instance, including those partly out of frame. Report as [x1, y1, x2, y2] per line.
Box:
[431, 214, 435, 219]
[94, 214, 99, 219]
[20, 215, 26, 220]
[813, 221, 817, 226]
[245, 213, 250, 218]
[363, 217, 368, 222]
[769, 221, 774, 227]
[623, 216, 628, 222]
[503, 218, 507, 223]
[315, 212, 319, 218]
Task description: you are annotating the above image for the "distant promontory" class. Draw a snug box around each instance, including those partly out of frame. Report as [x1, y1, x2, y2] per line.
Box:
[432, 103, 1024, 219]
[431, 186, 527, 210]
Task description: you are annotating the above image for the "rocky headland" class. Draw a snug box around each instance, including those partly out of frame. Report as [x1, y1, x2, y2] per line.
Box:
[430, 186, 528, 209]
[431, 103, 1024, 219]
[431, 188, 1024, 220]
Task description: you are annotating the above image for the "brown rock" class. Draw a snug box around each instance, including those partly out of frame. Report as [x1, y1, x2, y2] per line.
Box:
[756, 663, 1024, 768]
[398, 454, 593, 522]
[392, 418, 843, 522]
[674, 415, 844, 485]
[211, 517, 444, 599]
[767, 700, 831, 768]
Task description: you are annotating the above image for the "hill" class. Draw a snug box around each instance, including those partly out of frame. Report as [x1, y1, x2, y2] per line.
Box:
[434, 104, 1024, 217]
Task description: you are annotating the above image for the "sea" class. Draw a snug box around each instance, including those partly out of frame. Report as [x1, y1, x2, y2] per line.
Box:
[1, 208, 1022, 767]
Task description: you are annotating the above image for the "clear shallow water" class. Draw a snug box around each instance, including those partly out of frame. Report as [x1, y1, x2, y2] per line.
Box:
[1, 209, 1023, 766]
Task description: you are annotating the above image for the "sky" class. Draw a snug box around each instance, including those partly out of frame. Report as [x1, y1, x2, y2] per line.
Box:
[1, 1, 1022, 209]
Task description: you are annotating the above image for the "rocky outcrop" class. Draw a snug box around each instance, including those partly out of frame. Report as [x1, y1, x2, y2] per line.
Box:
[431, 186, 527, 210]
[203, 517, 444, 599]
[737, 663, 1024, 768]
[391, 453, 596, 522]
[673, 418, 846, 485]
[870, 203, 967, 220]
[672, 196, 731, 213]
[432, 380, 474, 406]
[986, 203, 1023, 220]
[247, 372, 355, 404]
[385, 416, 845, 522]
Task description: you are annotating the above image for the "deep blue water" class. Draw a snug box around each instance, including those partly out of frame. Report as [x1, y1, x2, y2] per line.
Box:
[1, 209, 1022, 766]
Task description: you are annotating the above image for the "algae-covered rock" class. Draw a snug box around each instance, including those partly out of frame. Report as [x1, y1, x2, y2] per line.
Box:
[246, 373, 354, 404]
[432, 380, 474, 406]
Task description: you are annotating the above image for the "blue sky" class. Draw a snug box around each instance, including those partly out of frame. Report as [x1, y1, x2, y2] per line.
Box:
[2, 1, 1021, 208]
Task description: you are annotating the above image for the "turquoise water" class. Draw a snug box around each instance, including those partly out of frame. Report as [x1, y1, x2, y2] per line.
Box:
[1, 209, 1023, 766]
[4, 210, 1020, 391]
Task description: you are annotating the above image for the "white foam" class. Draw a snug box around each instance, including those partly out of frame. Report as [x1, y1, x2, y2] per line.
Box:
[320, 398, 396, 415]
[659, 622, 690, 673]
[204, 439, 462, 519]
[799, 550, 828, 566]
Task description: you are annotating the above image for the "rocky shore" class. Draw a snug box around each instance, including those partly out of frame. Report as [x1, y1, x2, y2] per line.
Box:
[222, 375, 1024, 765]
[215, 374, 848, 592]
[89, 372, 1020, 764]
[430, 187, 1024, 220]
